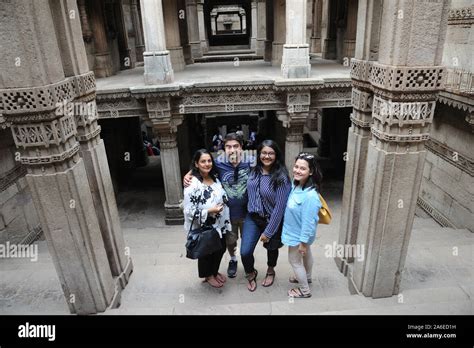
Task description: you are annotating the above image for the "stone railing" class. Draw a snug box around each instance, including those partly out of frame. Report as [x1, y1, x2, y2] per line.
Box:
[444, 69, 474, 95]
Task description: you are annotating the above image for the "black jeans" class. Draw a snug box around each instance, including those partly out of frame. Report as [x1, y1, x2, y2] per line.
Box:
[241, 214, 279, 274]
[198, 237, 226, 278]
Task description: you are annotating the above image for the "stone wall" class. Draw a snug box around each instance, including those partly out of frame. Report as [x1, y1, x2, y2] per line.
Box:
[0, 130, 40, 244]
[419, 104, 474, 232]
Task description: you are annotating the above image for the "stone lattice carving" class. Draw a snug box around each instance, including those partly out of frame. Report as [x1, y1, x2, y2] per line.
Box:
[372, 96, 435, 127]
[11, 114, 77, 149]
[19, 142, 80, 165]
[371, 127, 430, 143]
[351, 88, 373, 112]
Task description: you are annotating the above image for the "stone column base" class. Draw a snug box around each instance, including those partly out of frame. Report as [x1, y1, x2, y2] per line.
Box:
[281, 44, 311, 78]
[94, 52, 114, 78]
[272, 42, 284, 66]
[201, 40, 208, 53]
[250, 37, 257, 50]
[143, 50, 174, 84]
[189, 41, 203, 59]
[165, 202, 184, 225]
[310, 37, 321, 53]
[168, 46, 186, 72]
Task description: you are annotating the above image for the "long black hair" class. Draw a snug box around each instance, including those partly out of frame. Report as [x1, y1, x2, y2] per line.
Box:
[190, 149, 219, 182]
[293, 152, 323, 192]
[252, 139, 289, 190]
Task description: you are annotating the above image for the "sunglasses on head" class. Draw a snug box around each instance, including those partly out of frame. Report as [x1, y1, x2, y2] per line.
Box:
[297, 152, 315, 160]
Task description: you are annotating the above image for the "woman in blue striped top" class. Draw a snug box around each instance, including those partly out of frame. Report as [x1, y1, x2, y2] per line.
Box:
[241, 140, 291, 292]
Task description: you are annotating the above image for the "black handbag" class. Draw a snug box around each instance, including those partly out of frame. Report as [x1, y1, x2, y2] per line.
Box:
[185, 207, 222, 260]
[252, 174, 283, 251]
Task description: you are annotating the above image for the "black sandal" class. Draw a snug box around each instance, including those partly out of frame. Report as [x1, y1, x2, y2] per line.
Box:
[246, 270, 258, 292]
[262, 272, 275, 287]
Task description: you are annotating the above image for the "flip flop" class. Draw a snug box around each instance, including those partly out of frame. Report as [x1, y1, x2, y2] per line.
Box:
[246, 270, 258, 292]
[262, 272, 275, 287]
[288, 287, 312, 298]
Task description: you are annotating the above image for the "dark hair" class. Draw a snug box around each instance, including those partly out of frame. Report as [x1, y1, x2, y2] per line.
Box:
[190, 149, 219, 182]
[293, 152, 323, 192]
[224, 132, 243, 147]
[252, 139, 289, 190]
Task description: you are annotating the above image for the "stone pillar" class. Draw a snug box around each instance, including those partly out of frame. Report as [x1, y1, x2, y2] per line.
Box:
[130, 0, 145, 62]
[145, 98, 184, 225]
[264, 0, 274, 62]
[335, 0, 382, 276]
[343, 0, 358, 60]
[163, 0, 186, 71]
[89, 0, 114, 77]
[186, 0, 203, 59]
[282, 0, 311, 78]
[197, 0, 208, 53]
[0, 0, 120, 314]
[140, 0, 173, 84]
[278, 93, 311, 170]
[349, 0, 450, 299]
[310, 0, 323, 53]
[77, 0, 92, 43]
[50, 1, 133, 289]
[272, 0, 286, 66]
[321, 0, 337, 59]
[256, 0, 267, 56]
[250, 0, 258, 50]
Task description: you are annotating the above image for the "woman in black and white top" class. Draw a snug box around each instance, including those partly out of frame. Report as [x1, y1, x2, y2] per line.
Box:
[183, 149, 231, 288]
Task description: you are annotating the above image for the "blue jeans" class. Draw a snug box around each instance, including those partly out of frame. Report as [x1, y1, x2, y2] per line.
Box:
[241, 214, 279, 275]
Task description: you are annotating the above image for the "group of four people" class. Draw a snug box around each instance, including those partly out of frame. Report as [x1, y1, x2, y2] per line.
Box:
[183, 133, 322, 298]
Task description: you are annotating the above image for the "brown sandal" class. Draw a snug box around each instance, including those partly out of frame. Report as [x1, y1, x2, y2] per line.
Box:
[246, 270, 258, 292]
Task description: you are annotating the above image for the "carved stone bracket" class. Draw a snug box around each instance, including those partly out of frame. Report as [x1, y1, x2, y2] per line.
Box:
[372, 96, 435, 127]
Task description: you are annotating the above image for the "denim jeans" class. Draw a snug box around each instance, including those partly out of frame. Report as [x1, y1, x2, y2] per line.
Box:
[240, 214, 279, 274]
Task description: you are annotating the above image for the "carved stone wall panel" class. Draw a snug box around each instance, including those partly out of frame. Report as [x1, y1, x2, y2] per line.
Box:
[372, 96, 435, 127]
[352, 88, 373, 112]
[11, 114, 77, 149]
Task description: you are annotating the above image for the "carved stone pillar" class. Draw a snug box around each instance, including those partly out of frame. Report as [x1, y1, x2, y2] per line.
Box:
[1, 0, 119, 315]
[256, 0, 267, 56]
[197, 0, 208, 53]
[77, 0, 92, 43]
[343, 0, 358, 60]
[272, 0, 286, 66]
[282, 0, 311, 78]
[130, 0, 145, 62]
[251, 0, 258, 50]
[49, 0, 133, 291]
[140, 0, 174, 84]
[145, 98, 184, 225]
[336, 0, 381, 276]
[310, 0, 323, 53]
[163, 0, 186, 71]
[186, 0, 203, 59]
[279, 92, 311, 170]
[349, 0, 450, 299]
[89, 0, 114, 77]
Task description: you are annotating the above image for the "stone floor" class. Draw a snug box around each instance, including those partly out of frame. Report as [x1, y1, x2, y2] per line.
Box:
[0, 157, 472, 315]
[96, 58, 351, 92]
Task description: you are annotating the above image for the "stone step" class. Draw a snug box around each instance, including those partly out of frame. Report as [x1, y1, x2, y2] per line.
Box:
[204, 49, 255, 56]
[194, 54, 264, 63]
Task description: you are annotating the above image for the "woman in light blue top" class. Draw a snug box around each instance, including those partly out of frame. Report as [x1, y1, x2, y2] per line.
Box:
[282, 152, 322, 298]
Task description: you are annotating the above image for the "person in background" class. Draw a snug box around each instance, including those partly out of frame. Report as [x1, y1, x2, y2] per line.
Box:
[241, 140, 291, 292]
[282, 152, 322, 298]
[184, 133, 254, 278]
[183, 149, 231, 288]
